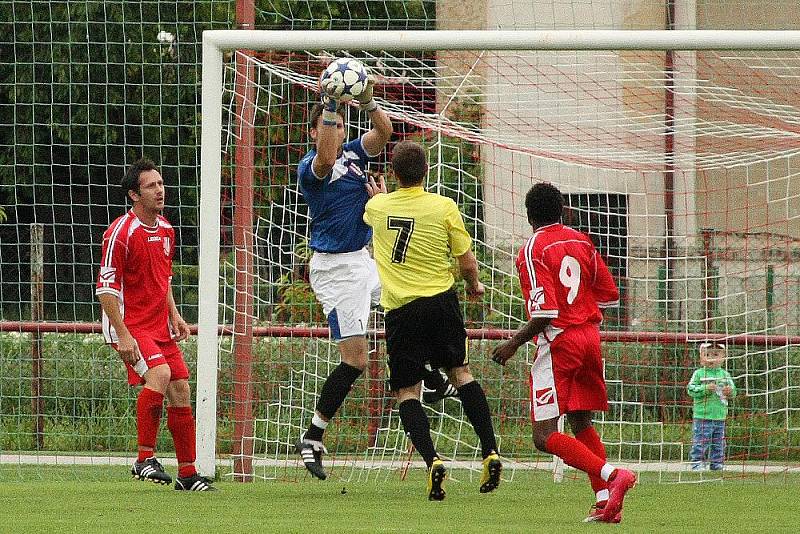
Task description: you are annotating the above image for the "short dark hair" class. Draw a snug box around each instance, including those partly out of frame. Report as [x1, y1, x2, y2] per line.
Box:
[122, 158, 158, 198]
[309, 103, 346, 130]
[525, 182, 564, 226]
[391, 141, 427, 187]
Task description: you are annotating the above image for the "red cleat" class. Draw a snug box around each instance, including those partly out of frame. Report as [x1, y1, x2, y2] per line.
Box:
[583, 501, 622, 523]
[602, 468, 636, 521]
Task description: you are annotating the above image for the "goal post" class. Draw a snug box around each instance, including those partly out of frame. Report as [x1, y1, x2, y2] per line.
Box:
[197, 30, 800, 479]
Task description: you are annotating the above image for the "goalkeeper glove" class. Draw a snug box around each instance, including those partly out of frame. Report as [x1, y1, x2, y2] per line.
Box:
[355, 76, 378, 112]
[319, 75, 341, 126]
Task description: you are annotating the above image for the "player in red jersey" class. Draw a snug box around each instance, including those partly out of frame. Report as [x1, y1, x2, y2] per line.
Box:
[490, 182, 634, 523]
[96, 158, 214, 491]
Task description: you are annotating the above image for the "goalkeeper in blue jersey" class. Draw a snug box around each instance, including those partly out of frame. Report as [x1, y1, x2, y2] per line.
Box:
[293, 68, 392, 480]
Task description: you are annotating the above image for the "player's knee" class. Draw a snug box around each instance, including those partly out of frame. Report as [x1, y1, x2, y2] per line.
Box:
[397, 383, 421, 403]
[567, 412, 593, 434]
[446, 366, 473, 389]
[143, 364, 171, 392]
[338, 337, 368, 371]
[167, 379, 191, 407]
[341, 353, 367, 371]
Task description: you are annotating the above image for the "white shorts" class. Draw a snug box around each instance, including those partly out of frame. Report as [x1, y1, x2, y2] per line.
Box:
[309, 248, 381, 340]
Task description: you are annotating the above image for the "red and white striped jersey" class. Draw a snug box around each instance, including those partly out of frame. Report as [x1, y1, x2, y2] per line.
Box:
[515, 223, 619, 330]
[95, 210, 175, 343]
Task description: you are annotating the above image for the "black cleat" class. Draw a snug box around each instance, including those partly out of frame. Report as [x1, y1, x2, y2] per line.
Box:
[174, 473, 217, 491]
[131, 457, 172, 485]
[422, 382, 459, 404]
[296, 438, 328, 480]
[479, 453, 502, 493]
[427, 459, 447, 501]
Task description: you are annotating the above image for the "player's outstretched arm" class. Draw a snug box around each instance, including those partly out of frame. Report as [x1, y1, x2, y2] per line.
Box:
[311, 69, 347, 178]
[360, 77, 393, 156]
[311, 92, 343, 179]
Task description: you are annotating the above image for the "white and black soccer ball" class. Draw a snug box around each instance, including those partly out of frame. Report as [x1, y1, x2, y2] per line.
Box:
[320, 58, 369, 102]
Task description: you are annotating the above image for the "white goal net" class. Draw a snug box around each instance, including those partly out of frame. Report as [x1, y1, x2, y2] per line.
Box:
[198, 30, 800, 484]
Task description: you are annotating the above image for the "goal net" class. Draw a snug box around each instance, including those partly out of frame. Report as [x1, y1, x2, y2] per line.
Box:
[199, 30, 800, 483]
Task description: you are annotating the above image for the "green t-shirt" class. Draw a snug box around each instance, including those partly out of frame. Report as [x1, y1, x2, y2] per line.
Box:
[687, 367, 736, 420]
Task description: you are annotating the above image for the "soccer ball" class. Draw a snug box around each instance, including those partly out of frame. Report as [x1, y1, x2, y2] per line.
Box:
[320, 58, 369, 102]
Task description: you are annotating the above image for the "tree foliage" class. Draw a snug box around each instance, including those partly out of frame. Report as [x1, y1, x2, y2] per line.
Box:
[0, 1, 434, 321]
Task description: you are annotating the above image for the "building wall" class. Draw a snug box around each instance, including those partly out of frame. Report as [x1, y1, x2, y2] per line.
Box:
[692, 2, 800, 238]
[435, 1, 800, 331]
[437, 0, 800, 241]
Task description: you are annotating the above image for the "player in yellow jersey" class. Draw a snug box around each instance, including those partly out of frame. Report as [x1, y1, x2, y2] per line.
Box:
[363, 140, 501, 500]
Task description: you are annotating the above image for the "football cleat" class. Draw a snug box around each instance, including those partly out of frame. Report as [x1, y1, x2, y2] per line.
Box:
[131, 457, 172, 485]
[479, 453, 502, 493]
[296, 438, 328, 480]
[421, 380, 459, 404]
[174, 473, 217, 491]
[583, 501, 622, 523]
[602, 468, 636, 521]
[427, 459, 447, 501]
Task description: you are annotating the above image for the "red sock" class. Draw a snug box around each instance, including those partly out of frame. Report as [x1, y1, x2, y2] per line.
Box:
[575, 426, 608, 494]
[167, 406, 197, 478]
[545, 432, 606, 478]
[136, 388, 164, 462]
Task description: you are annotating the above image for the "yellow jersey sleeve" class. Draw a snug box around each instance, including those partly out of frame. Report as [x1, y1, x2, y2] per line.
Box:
[445, 199, 472, 257]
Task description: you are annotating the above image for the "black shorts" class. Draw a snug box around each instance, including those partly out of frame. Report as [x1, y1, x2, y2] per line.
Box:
[385, 288, 468, 390]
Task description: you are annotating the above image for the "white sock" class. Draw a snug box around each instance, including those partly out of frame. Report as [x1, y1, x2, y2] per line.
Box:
[311, 413, 329, 430]
[600, 463, 616, 482]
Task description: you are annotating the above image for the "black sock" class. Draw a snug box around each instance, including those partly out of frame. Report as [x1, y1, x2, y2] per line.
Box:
[304, 422, 325, 442]
[306, 362, 363, 440]
[398, 399, 438, 467]
[458, 380, 498, 458]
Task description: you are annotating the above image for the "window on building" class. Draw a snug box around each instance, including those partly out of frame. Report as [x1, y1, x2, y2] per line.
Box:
[563, 193, 628, 327]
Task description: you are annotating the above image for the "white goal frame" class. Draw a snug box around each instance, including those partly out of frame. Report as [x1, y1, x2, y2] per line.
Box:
[197, 29, 800, 477]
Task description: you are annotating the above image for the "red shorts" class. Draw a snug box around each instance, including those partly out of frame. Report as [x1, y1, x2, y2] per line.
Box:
[528, 323, 608, 422]
[113, 334, 189, 386]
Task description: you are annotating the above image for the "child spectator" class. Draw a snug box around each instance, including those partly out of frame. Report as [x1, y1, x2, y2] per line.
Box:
[687, 342, 736, 471]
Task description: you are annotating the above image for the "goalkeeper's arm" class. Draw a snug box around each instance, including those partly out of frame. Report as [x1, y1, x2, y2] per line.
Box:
[312, 95, 344, 179]
[359, 77, 393, 155]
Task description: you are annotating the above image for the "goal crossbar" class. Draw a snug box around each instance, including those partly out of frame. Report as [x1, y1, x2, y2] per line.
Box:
[203, 29, 800, 52]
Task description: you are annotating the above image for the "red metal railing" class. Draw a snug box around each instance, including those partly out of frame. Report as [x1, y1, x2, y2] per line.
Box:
[4, 321, 800, 346]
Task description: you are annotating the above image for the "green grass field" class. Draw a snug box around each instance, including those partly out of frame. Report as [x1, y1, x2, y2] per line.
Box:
[1, 467, 797, 533]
